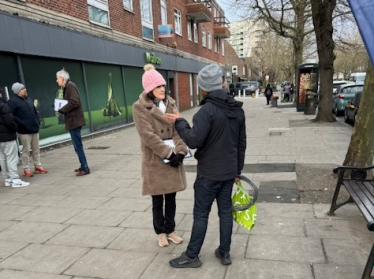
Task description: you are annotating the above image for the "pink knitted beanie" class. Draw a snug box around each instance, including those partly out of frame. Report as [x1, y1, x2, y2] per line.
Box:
[142, 64, 166, 93]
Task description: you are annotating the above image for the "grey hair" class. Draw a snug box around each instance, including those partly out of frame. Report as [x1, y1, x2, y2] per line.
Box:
[56, 70, 70, 81]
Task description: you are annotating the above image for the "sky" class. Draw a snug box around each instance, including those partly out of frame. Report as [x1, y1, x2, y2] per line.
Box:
[216, 0, 238, 22]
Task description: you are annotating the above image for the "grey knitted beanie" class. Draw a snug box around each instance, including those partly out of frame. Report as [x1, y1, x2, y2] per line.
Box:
[197, 63, 223, 92]
[11, 82, 25, 94]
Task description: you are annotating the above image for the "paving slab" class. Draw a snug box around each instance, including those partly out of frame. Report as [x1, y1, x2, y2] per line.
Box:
[108, 228, 179, 253]
[64, 209, 132, 227]
[0, 221, 68, 243]
[0, 193, 28, 204]
[0, 243, 88, 273]
[17, 207, 82, 223]
[246, 235, 326, 263]
[313, 263, 365, 279]
[46, 224, 124, 248]
[64, 249, 156, 279]
[323, 238, 371, 266]
[0, 240, 28, 260]
[0, 205, 35, 220]
[250, 216, 306, 237]
[0, 270, 72, 279]
[51, 196, 110, 209]
[97, 197, 151, 211]
[0, 220, 17, 233]
[305, 218, 373, 240]
[141, 252, 227, 279]
[225, 259, 314, 279]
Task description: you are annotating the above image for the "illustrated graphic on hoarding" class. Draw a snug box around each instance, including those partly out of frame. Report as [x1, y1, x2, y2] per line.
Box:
[102, 73, 121, 117]
[55, 87, 65, 124]
[158, 24, 173, 38]
[299, 73, 312, 104]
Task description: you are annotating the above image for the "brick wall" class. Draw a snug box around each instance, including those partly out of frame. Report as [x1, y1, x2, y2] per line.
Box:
[23, 0, 225, 64]
[177, 72, 191, 111]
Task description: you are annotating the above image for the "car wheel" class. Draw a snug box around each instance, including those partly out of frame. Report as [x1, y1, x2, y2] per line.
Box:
[344, 110, 349, 123]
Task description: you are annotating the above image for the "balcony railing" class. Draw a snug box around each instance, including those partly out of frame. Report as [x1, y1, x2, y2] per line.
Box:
[186, 2, 213, 23]
[214, 16, 230, 38]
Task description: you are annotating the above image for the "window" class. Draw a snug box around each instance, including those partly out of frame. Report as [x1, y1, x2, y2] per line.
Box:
[221, 40, 225, 55]
[160, 0, 167, 25]
[193, 23, 198, 43]
[141, 0, 154, 40]
[243, 66, 245, 75]
[88, 0, 109, 26]
[202, 28, 206, 47]
[174, 9, 182, 35]
[187, 20, 192, 41]
[123, 0, 132, 11]
[208, 32, 212, 49]
[214, 38, 220, 53]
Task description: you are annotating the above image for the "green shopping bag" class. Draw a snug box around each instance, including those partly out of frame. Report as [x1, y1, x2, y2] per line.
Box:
[232, 181, 257, 231]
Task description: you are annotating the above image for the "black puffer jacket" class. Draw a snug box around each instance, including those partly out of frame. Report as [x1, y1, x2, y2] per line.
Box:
[0, 99, 17, 142]
[175, 90, 246, 181]
[8, 94, 39, 134]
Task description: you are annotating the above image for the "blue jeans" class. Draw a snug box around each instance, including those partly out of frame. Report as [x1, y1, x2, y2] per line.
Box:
[186, 175, 234, 258]
[69, 127, 89, 172]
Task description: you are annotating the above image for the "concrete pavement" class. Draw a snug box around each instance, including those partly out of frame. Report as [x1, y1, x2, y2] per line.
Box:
[0, 95, 372, 279]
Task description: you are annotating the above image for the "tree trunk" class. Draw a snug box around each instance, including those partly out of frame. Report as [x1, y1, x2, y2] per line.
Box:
[343, 61, 374, 166]
[311, 0, 336, 122]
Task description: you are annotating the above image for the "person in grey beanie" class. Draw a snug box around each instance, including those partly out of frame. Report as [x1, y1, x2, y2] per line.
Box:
[166, 63, 247, 268]
[8, 82, 47, 177]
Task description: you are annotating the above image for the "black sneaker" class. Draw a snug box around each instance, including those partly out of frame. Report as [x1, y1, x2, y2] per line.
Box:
[215, 249, 232, 265]
[169, 252, 202, 268]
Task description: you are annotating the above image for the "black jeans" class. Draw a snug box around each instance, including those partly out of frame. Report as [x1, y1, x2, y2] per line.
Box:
[152, 192, 176, 235]
[186, 175, 234, 258]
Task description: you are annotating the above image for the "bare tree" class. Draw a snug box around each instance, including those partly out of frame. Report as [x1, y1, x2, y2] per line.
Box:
[343, 61, 374, 166]
[310, 0, 336, 122]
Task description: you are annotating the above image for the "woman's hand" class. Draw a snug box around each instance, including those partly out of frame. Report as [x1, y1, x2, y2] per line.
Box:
[165, 109, 182, 124]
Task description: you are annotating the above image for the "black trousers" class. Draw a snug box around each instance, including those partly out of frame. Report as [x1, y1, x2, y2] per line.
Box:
[152, 192, 176, 235]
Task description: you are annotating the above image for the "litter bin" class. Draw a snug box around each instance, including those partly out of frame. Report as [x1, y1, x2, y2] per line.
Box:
[304, 92, 318, 115]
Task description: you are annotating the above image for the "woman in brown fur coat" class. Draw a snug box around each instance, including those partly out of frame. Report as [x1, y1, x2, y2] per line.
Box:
[133, 64, 188, 248]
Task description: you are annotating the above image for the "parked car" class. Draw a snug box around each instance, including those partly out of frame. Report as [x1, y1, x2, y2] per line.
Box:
[333, 80, 347, 94]
[332, 83, 364, 116]
[234, 81, 259, 96]
[344, 91, 362, 124]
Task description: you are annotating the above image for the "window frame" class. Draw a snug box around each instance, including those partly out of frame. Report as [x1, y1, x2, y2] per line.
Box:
[87, 0, 110, 27]
[123, 0, 133, 11]
[193, 23, 198, 43]
[174, 8, 182, 36]
[187, 19, 192, 41]
[202, 28, 206, 47]
[160, 0, 167, 25]
[208, 32, 212, 49]
[140, 0, 154, 41]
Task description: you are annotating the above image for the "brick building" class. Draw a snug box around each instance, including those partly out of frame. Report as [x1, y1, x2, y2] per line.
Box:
[0, 0, 229, 146]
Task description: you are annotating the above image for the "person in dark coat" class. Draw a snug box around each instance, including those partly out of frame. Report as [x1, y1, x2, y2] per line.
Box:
[56, 69, 90, 176]
[166, 63, 247, 268]
[8, 82, 47, 177]
[264, 84, 273, 105]
[0, 87, 30, 187]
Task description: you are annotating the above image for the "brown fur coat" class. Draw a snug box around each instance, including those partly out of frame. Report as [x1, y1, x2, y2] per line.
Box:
[133, 92, 188, 196]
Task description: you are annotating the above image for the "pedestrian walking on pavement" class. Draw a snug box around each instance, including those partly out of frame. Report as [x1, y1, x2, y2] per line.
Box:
[264, 84, 273, 105]
[165, 63, 247, 268]
[0, 87, 30, 188]
[9, 82, 47, 178]
[56, 69, 90, 176]
[133, 64, 189, 248]
[289, 83, 294, 102]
